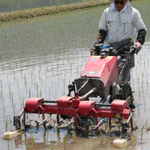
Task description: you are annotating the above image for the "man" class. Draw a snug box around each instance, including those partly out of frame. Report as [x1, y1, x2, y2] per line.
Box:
[98, 0, 147, 82]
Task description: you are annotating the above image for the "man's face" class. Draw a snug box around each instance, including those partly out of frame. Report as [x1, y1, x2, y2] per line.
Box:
[114, 0, 127, 11]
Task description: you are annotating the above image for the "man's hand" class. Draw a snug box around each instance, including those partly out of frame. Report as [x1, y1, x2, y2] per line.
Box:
[134, 41, 142, 54]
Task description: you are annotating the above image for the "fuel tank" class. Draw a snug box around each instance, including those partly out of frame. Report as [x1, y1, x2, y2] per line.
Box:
[81, 55, 119, 94]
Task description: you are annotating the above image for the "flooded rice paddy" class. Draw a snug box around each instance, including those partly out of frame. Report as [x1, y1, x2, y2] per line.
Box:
[0, 0, 150, 149]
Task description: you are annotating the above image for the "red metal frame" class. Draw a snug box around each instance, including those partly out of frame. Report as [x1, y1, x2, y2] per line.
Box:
[23, 96, 132, 130]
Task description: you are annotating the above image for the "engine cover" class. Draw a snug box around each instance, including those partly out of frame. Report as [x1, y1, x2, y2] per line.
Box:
[81, 56, 119, 94]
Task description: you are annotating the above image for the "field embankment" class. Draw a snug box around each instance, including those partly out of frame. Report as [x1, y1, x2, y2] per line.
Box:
[0, 0, 111, 22]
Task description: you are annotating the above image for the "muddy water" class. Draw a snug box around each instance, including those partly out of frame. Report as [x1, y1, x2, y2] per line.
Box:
[0, 1, 150, 150]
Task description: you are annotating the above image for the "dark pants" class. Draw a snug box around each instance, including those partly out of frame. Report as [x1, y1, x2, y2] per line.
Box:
[122, 68, 130, 82]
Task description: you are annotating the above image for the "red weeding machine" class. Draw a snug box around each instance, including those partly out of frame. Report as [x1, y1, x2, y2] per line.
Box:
[14, 44, 136, 138]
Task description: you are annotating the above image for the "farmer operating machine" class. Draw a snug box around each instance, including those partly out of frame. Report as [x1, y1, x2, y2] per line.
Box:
[13, 42, 136, 140]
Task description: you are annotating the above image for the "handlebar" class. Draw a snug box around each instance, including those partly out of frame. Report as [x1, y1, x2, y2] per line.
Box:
[129, 46, 137, 55]
[93, 40, 137, 56]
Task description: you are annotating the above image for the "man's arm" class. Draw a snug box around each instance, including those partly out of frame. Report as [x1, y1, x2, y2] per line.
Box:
[98, 8, 108, 43]
[133, 9, 147, 53]
[134, 29, 147, 54]
[136, 29, 146, 45]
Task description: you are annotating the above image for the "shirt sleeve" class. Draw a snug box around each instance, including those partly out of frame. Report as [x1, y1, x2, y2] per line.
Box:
[132, 9, 147, 32]
[98, 9, 108, 31]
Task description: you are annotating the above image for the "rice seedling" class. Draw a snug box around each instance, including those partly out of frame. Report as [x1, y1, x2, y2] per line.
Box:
[83, 144, 85, 150]
[63, 135, 66, 150]
[25, 140, 29, 150]
[108, 127, 111, 137]
[73, 127, 76, 143]
[56, 125, 59, 134]
[5, 119, 8, 131]
[31, 132, 35, 147]
[99, 130, 103, 144]
[131, 134, 136, 146]
[7, 134, 9, 145]
[138, 107, 140, 115]
[91, 120, 94, 136]
[146, 120, 148, 131]
[20, 125, 23, 136]
[140, 128, 143, 140]
[125, 141, 129, 150]
[144, 103, 146, 112]
[29, 88, 31, 97]
[51, 145, 54, 150]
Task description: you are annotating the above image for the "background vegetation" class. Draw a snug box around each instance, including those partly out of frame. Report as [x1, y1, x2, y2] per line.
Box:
[0, 0, 102, 12]
[0, 0, 111, 22]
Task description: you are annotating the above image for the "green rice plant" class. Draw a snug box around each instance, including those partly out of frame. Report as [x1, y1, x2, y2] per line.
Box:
[51, 145, 54, 150]
[20, 125, 23, 136]
[73, 127, 76, 142]
[138, 107, 140, 115]
[63, 135, 66, 150]
[91, 120, 94, 136]
[144, 103, 146, 112]
[0, 53, 2, 61]
[5, 119, 8, 131]
[131, 134, 136, 146]
[125, 141, 129, 150]
[138, 89, 140, 96]
[100, 130, 103, 144]
[108, 127, 111, 137]
[146, 120, 148, 131]
[7, 133, 9, 145]
[93, 145, 96, 150]
[31, 132, 35, 147]
[8, 84, 11, 96]
[13, 103, 16, 114]
[25, 141, 28, 150]
[142, 84, 143, 91]
[40, 89, 42, 97]
[56, 125, 59, 134]
[118, 123, 120, 131]
[140, 128, 143, 140]
[111, 145, 114, 150]
[29, 88, 31, 97]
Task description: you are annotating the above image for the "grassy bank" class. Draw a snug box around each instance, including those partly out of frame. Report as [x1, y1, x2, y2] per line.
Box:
[0, 0, 111, 22]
